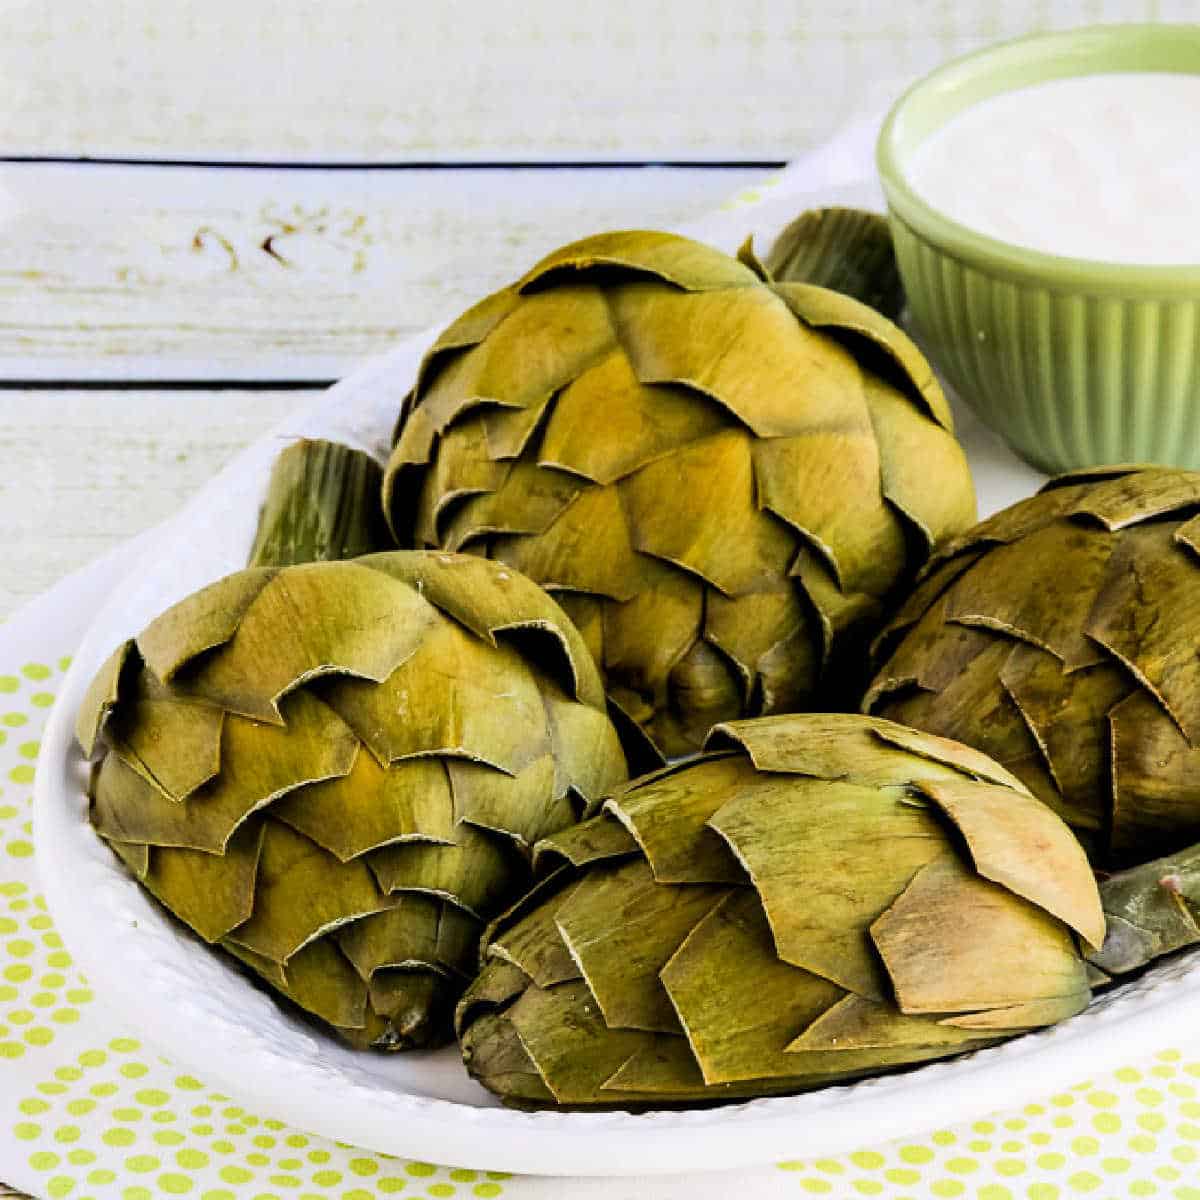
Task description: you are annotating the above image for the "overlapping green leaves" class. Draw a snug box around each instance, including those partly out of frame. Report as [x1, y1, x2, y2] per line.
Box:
[385, 230, 976, 756]
[78, 552, 630, 1050]
[457, 713, 1102, 1108]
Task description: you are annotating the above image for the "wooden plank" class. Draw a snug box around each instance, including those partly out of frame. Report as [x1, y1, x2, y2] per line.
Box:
[0, 391, 315, 619]
[0, 163, 766, 381]
[0, 2, 1174, 162]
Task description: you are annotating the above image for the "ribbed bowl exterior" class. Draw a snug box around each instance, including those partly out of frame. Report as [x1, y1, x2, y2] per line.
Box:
[889, 214, 1200, 474]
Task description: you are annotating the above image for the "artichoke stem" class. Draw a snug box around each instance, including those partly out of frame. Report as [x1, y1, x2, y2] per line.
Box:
[1087, 846, 1200, 977]
[765, 206, 904, 320]
[248, 439, 393, 568]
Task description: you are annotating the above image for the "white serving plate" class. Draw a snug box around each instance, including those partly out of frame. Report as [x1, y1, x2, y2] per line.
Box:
[33, 199, 1200, 1175]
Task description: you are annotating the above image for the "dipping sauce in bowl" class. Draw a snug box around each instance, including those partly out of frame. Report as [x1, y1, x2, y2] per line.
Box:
[908, 73, 1200, 264]
[877, 26, 1200, 473]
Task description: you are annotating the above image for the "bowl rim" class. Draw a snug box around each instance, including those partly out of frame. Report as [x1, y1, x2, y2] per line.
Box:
[876, 23, 1200, 291]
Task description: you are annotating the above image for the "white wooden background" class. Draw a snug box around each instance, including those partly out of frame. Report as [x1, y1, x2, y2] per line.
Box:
[0, 0, 1184, 619]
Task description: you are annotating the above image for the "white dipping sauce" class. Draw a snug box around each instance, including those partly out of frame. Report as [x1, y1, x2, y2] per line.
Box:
[907, 73, 1200, 264]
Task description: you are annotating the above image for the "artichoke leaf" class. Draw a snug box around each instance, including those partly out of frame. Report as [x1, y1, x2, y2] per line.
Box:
[538, 350, 732, 485]
[765, 207, 903, 321]
[77, 640, 134, 757]
[489, 879, 583, 989]
[365, 549, 605, 708]
[414, 285, 615, 436]
[864, 592, 995, 708]
[274, 750, 455, 861]
[789, 549, 883, 667]
[367, 822, 529, 920]
[137, 568, 276, 686]
[170, 563, 438, 723]
[706, 712, 964, 787]
[112, 694, 224, 803]
[599, 562, 704, 704]
[533, 811, 640, 872]
[96, 693, 358, 854]
[1110, 689, 1200, 861]
[504, 979, 662, 1105]
[1001, 648, 1130, 835]
[916, 776, 1106, 950]
[622, 430, 796, 597]
[1070, 467, 1200, 530]
[144, 821, 264, 944]
[1085, 521, 1200, 744]
[555, 857, 730, 1033]
[708, 778, 943, 998]
[605, 756, 751, 885]
[540, 684, 630, 809]
[456, 959, 531, 1036]
[1174, 512, 1200, 561]
[493, 485, 651, 602]
[441, 462, 582, 552]
[336, 894, 445, 979]
[771, 281, 951, 432]
[864, 377, 976, 555]
[611, 282, 867, 441]
[752, 429, 906, 597]
[412, 419, 510, 547]
[870, 853, 1090, 1015]
[461, 1010, 558, 1107]
[517, 230, 760, 294]
[786, 993, 984, 1052]
[108, 837, 150, 881]
[413, 285, 523, 395]
[941, 522, 1115, 670]
[703, 587, 810, 705]
[871, 723, 1031, 794]
[322, 618, 550, 776]
[659, 891, 845, 1084]
[226, 820, 393, 966]
[277, 936, 370, 1031]
[940, 992, 1090, 1030]
[448, 756, 569, 850]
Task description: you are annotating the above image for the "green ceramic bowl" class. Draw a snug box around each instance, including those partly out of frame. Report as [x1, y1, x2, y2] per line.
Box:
[877, 25, 1200, 473]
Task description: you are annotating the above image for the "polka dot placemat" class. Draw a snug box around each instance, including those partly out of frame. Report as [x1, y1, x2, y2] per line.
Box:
[6, 544, 1200, 1200]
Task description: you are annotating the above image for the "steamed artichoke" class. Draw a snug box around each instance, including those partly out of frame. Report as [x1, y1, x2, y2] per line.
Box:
[77, 552, 630, 1049]
[384, 230, 976, 756]
[457, 713, 1104, 1109]
[865, 466, 1200, 867]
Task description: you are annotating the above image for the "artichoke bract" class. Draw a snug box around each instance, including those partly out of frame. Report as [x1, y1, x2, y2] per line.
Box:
[76, 552, 630, 1050]
[384, 230, 976, 756]
[456, 713, 1103, 1109]
[865, 466, 1200, 867]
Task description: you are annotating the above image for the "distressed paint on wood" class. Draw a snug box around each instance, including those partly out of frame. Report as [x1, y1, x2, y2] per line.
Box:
[0, 2, 1177, 162]
[0, 164, 765, 380]
[0, 391, 314, 618]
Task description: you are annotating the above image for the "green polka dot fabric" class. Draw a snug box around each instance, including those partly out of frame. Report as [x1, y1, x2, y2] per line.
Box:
[7, 516, 1200, 1200]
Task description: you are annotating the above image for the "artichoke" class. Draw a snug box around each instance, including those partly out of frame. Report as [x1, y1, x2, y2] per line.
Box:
[384, 230, 976, 756]
[76, 551, 630, 1050]
[765, 207, 904, 321]
[457, 713, 1104, 1109]
[865, 466, 1200, 868]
